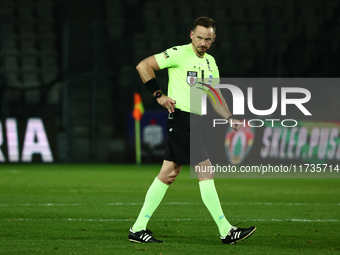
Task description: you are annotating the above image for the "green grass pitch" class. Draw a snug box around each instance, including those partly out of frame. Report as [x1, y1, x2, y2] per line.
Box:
[0, 164, 339, 254]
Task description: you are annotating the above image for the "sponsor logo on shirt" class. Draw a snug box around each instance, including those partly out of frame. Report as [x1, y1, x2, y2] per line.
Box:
[208, 74, 213, 85]
[187, 71, 197, 86]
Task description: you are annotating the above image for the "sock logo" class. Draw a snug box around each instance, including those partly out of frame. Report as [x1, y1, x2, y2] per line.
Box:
[145, 214, 151, 218]
[219, 215, 225, 220]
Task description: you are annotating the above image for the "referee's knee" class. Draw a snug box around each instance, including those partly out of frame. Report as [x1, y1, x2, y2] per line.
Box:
[166, 175, 177, 185]
[158, 162, 182, 185]
[164, 169, 180, 185]
[157, 173, 178, 185]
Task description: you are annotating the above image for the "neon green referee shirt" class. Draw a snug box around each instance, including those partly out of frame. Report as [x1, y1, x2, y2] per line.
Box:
[154, 43, 220, 115]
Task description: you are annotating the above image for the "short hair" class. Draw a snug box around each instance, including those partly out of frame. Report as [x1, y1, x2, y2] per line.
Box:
[193, 17, 216, 34]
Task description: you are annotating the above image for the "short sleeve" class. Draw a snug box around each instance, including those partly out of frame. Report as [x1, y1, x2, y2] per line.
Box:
[154, 46, 182, 70]
[211, 57, 219, 79]
[210, 57, 220, 85]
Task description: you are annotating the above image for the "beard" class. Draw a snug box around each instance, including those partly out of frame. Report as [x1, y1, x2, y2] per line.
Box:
[196, 46, 207, 55]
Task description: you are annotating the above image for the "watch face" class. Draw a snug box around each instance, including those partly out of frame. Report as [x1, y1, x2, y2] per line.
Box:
[156, 92, 162, 98]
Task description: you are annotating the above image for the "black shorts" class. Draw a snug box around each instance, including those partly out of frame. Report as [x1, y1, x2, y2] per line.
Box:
[163, 109, 209, 165]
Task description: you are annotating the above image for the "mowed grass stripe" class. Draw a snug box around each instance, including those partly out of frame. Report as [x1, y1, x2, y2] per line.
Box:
[1, 218, 340, 222]
[1, 202, 340, 206]
[0, 164, 339, 255]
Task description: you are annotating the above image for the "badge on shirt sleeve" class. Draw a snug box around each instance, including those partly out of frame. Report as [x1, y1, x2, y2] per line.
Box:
[162, 50, 170, 59]
[187, 71, 197, 86]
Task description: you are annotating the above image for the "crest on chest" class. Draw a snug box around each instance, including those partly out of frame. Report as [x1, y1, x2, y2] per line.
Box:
[187, 71, 197, 86]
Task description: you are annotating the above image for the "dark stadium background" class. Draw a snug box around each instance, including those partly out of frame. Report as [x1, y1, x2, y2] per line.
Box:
[0, 0, 339, 163]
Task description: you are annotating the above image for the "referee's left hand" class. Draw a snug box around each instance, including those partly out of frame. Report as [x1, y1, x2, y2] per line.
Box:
[157, 95, 176, 113]
[230, 118, 241, 131]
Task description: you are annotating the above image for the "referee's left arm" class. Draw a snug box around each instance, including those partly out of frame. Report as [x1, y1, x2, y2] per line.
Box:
[208, 88, 240, 131]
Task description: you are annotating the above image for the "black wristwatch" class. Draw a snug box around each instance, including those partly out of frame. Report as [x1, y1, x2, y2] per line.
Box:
[227, 115, 234, 121]
[155, 91, 162, 98]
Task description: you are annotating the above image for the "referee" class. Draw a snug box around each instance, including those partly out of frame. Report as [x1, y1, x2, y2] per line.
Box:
[129, 17, 256, 244]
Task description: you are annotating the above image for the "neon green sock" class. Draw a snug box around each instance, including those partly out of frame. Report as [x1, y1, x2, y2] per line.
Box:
[132, 177, 169, 232]
[199, 179, 232, 237]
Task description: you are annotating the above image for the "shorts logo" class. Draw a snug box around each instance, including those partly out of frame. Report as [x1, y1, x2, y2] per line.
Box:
[187, 71, 197, 86]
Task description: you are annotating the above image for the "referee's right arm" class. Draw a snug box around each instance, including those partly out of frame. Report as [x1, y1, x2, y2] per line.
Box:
[136, 56, 176, 113]
[136, 56, 160, 85]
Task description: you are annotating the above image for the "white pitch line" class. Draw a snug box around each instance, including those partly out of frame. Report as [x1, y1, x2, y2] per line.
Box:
[0, 203, 84, 207]
[0, 218, 339, 222]
[0, 202, 339, 207]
